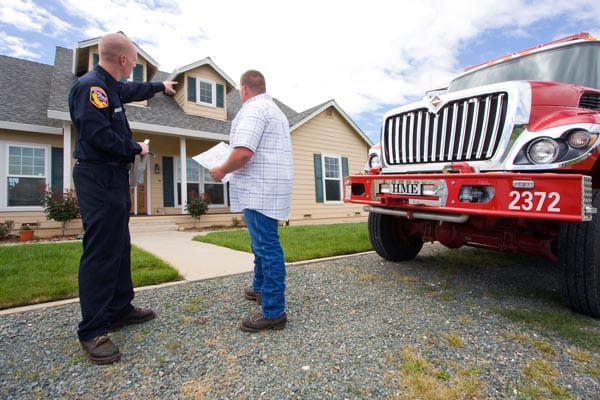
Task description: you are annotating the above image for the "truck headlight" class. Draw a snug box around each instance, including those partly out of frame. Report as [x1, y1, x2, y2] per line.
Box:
[568, 129, 592, 148]
[369, 153, 380, 169]
[527, 138, 559, 164]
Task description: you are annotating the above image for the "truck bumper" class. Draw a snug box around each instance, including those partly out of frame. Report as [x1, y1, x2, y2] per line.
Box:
[344, 172, 596, 222]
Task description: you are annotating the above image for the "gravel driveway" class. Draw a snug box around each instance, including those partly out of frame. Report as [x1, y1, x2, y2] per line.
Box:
[1, 244, 599, 399]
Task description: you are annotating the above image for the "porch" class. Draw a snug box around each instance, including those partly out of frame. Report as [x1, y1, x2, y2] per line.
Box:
[2, 212, 245, 240]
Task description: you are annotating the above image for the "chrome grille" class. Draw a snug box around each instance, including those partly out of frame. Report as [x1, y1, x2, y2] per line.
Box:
[579, 93, 600, 111]
[383, 92, 508, 165]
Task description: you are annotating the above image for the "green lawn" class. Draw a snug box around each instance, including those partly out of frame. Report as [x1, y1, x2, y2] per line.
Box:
[194, 222, 372, 262]
[0, 242, 182, 309]
[0, 223, 371, 309]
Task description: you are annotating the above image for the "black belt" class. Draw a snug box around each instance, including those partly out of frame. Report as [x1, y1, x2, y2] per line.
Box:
[76, 160, 132, 169]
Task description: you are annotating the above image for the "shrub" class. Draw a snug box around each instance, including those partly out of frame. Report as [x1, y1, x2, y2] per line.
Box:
[42, 188, 80, 236]
[185, 194, 209, 221]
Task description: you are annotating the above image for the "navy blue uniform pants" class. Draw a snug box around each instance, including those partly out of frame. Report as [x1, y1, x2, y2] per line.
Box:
[73, 161, 134, 341]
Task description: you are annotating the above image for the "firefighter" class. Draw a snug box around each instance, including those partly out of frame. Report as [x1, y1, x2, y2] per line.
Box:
[69, 32, 176, 364]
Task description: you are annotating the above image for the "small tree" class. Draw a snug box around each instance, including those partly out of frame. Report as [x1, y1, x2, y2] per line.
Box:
[185, 194, 209, 221]
[42, 188, 80, 236]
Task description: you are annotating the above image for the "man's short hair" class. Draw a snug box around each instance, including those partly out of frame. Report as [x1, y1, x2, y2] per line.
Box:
[241, 70, 266, 94]
[99, 32, 133, 64]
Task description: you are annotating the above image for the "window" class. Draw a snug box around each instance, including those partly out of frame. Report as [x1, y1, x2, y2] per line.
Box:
[131, 64, 143, 82]
[187, 76, 225, 108]
[322, 155, 342, 202]
[92, 53, 143, 82]
[175, 158, 227, 207]
[2, 144, 48, 208]
[199, 81, 213, 104]
[313, 153, 348, 204]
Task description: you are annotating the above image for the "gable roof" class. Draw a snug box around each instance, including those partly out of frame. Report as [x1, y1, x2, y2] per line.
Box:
[72, 34, 159, 79]
[290, 99, 373, 145]
[167, 57, 236, 91]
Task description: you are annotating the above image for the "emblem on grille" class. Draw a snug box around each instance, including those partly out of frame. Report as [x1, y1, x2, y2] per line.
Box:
[428, 95, 443, 113]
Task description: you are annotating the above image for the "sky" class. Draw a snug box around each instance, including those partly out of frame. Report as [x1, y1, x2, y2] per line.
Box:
[1, 0, 599, 144]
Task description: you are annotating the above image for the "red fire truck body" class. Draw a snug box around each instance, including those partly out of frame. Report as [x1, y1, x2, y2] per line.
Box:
[344, 33, 600, 317]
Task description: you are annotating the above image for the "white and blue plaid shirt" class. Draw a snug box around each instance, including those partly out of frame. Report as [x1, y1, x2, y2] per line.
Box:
[229, 93, 293, 221]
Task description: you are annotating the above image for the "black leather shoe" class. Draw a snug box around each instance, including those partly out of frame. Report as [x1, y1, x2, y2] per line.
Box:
[80, 335, 121, 365]
[240, 311, 287, 332]
[244, 286, 261, 304]
[110, 307, 156, 330]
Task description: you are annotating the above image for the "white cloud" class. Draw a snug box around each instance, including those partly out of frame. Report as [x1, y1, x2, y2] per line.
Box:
[2, 0, 600, 141]
[0, 31, 39, 59]
[0, 0, 71, 35]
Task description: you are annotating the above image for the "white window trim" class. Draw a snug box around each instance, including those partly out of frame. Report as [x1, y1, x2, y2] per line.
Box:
[0, 141, 51, 211]
[174, 157, 228, 208]
[321, 154, 344, 204]
[195, 77, 217, 108]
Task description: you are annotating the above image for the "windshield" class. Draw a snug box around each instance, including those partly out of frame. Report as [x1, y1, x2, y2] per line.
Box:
[449, 42, 600, 92]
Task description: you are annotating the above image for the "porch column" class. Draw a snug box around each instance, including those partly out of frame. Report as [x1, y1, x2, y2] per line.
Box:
[62, 121, 72, 191]
[179, 137, 187, 214]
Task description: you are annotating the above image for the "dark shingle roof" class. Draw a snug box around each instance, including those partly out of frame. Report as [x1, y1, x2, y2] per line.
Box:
[3, 45, 367, 144]
[45, 47, 297, 135]
[0, 54, 62, 127]
[288, 101, 330, 126]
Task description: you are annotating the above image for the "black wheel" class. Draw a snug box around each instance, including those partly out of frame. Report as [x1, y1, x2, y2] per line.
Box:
[368, 212, 423, 262]
[558, 189, 600, 317]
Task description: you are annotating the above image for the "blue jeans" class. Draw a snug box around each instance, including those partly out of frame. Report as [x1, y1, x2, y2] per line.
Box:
[243, 209, 286, 319]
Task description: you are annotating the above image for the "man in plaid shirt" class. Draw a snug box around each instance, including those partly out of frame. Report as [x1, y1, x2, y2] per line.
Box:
[210, 69, 293, 332]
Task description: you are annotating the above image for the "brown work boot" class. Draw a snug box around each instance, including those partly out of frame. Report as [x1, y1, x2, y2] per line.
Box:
[80, 335, 121, 365]
[110, 307, 156, 330]
[244, 286, 261, 304]
[240, 311, 287, 332]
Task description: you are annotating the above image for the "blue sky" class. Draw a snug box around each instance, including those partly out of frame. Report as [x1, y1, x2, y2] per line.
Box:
[1, 0, 599, 144]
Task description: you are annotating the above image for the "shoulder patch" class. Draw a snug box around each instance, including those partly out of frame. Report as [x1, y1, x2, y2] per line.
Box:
[89, 86, 109, 109]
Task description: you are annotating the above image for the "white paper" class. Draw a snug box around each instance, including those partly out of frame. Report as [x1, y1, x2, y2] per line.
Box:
[192, 142, 232, 183]
[130, 154, 148, 186]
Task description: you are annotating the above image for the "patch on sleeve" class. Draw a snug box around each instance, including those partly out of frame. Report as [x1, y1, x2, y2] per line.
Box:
[89, 86, 109, 108]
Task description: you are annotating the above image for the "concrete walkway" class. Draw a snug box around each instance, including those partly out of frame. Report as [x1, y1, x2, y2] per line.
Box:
[130, 230, 254, 281]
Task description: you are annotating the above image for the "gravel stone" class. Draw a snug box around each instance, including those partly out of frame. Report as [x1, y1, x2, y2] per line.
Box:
[1, 244, 599, 399]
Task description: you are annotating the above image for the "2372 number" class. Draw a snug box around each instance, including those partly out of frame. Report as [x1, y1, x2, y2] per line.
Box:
[508, 191, 561, 212]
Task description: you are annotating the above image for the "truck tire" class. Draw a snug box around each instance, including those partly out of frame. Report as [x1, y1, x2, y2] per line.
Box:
[558, 189, 600, 318]
[368, 212, 423, 262]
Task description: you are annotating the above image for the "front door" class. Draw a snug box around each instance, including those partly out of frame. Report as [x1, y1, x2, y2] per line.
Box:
[130, 183, 147, 215]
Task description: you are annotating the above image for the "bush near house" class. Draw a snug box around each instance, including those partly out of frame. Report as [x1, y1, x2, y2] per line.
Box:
[42, 188, 80, 236]
[185, 194, 209, 220]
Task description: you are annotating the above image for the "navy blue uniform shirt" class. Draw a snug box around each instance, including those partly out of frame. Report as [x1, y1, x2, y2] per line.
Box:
[69, 65, 165, 164]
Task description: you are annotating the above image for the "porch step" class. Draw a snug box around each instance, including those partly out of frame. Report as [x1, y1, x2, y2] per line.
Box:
[129, 218, 179, 233]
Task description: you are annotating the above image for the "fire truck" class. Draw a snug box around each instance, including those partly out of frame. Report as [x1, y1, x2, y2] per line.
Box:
[344, 32, 600, 317]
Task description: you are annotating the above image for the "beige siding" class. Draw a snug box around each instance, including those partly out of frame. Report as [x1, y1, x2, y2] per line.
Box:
[0, 130, 63, 147]
[175, 65, 228, 121]
[289, 108, 369, 224]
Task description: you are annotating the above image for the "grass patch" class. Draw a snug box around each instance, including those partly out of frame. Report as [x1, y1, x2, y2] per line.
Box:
[392, 345, 483, 399]
[522, 359, 571, 399]
[0, 242, 182, 309]
[194, 222, 372, 262]
[496, 307, 600, 353]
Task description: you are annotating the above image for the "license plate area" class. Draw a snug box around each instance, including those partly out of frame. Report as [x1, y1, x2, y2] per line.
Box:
[385, 181, 422, 195]
[375, 179, 448, 206]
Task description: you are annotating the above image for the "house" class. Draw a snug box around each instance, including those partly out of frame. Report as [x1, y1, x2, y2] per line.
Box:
[0, 35, 372, 237]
